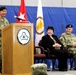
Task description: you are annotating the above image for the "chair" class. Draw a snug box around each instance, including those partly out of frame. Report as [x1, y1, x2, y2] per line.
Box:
[34, 46, 46, 63]
[38, 40, 57, 70]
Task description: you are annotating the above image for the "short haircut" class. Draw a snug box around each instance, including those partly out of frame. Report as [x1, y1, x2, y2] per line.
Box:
[0, 6, 6, 11]
[39, 72, 47, 75]
[47, 26, 54, 32]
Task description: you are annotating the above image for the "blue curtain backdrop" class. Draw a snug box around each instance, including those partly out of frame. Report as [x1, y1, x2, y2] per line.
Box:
[5, 6, 76, 39]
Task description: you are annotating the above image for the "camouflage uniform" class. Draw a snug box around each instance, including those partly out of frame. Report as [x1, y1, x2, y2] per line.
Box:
[0, 17, 9, 72]
[60, 33, 76, 68]
[31, 63, 47, 75]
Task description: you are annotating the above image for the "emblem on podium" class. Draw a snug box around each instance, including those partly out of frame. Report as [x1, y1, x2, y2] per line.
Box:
[17, 28, 30, 45]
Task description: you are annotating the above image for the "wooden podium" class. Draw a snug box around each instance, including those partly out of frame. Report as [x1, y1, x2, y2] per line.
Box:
[2, 23, 34, 75]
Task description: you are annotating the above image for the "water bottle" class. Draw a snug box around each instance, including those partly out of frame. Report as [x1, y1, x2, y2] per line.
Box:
[68, 63, 70, 70]
[50, 63, 53, 71]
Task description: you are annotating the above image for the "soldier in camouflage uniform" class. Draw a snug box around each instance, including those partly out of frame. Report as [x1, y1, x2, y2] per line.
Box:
[60, 24, 76, 70]
[0, 6, 9, 72]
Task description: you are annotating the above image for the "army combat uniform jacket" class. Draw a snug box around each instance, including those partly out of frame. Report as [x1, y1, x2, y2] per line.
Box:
[60, 33, 76, 54]
[0, 17, 9, 60]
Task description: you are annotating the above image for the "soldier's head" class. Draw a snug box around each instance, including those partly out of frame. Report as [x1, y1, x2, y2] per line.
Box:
[0, 6, 7, 18]
[66, 24, 73, 34]
[31, 63, 47, 75]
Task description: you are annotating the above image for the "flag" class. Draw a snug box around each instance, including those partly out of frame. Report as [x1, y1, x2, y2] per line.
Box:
[16, 0, 28, 23]
[35, 0, 44, 46]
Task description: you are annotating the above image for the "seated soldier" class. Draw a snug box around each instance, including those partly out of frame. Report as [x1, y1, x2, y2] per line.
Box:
[60, 24, 76, 70]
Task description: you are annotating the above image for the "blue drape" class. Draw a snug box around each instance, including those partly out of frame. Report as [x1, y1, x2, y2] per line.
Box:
[5, 6, 76, 38]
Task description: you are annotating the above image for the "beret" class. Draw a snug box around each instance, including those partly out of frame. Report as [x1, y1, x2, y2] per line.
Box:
[66, 24, 73, 28]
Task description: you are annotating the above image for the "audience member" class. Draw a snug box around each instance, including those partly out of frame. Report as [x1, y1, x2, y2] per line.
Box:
[42, 26, 68, 71]
[31, 63, 47, 75]
[60, 24, 76, 70]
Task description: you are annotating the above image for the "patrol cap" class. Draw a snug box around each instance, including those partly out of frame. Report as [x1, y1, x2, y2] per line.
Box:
[0, 6, 6, 11]
[66, 24, 73, 28]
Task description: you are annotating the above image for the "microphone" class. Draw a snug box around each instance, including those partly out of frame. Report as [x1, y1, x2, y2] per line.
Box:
[14, 15, 23, 20]
[14, 15, 31, 23]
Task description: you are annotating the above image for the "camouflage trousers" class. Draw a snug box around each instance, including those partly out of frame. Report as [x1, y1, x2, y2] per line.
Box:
[68, 50, 76, 68]
[73, 54, 76, 68]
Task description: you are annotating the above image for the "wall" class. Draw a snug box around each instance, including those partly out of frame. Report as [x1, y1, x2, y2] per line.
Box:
[0, 0, 76, 7]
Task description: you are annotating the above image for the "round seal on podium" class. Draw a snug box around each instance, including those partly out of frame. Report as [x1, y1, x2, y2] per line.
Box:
[17, 28, 30, 45]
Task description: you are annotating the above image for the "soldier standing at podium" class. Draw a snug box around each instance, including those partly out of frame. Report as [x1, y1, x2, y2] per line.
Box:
[0, 6, 9, 73]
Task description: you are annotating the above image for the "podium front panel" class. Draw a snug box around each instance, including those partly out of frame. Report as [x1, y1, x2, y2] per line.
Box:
[2, 23, 34, 75]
